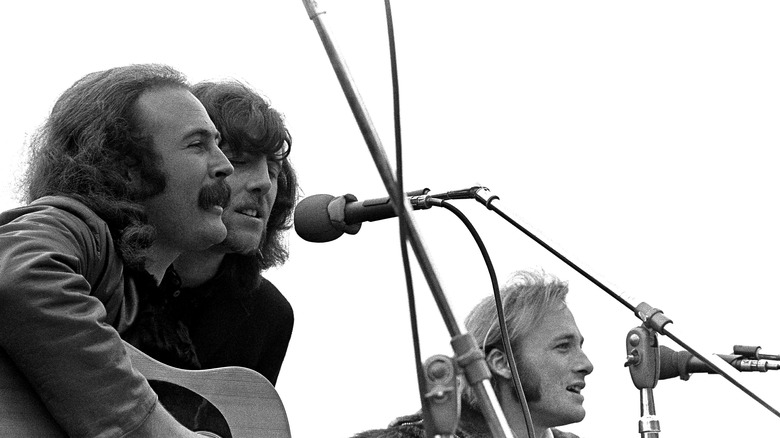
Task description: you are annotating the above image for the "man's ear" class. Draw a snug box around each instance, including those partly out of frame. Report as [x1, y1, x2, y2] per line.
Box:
[124, 158, 143, 185]
[126, 167, 139, 184]
[486, 349, 513, 379]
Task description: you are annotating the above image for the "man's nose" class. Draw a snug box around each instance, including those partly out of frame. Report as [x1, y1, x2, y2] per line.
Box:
[211, 147, 234, 179]
[573, 346, 594, 376]
[578, 351, 594, 375]
[247, 156, 273, 193]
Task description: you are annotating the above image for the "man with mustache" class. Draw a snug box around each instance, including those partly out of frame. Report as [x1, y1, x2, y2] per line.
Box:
[353, 270, 594, 438]
[0, 64, 232, 437]
[123, 79, 298, 386]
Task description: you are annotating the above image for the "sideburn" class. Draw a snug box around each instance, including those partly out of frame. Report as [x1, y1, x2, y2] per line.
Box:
[514, 364, 543, 403]
[125, 135, 167, 200]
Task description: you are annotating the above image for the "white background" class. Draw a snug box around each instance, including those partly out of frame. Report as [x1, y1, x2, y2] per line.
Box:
[2, 1, 779, 437]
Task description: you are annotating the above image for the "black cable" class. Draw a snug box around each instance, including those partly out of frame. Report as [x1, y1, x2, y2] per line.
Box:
[382, 2, 533, 435]
[382, 0, 429, 421]
[430, 199, 536, 438]
[481, 199, 636, 313]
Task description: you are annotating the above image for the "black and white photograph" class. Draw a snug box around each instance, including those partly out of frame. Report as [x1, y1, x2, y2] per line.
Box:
[1, 2, 779, 437]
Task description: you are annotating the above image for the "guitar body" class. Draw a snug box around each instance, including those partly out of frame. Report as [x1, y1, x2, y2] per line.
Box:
[0, 342, 291, 437]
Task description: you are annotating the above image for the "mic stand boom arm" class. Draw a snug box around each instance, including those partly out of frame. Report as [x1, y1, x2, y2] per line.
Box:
[470, 187, 780, 419]
[301, 2, 514, 437]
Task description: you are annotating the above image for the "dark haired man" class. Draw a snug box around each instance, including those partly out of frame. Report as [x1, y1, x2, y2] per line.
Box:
[0, 64, 231, 437]
[124, 79, 298, 385]
[353, 271, 593, 438]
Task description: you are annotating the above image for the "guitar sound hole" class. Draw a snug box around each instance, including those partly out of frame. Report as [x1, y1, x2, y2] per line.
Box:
[149, 380, 231, 438]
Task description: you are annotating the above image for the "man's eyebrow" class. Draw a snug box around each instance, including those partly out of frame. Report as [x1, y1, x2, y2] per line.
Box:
[183, 127, 220, 141]
[552, 333, 584, 346]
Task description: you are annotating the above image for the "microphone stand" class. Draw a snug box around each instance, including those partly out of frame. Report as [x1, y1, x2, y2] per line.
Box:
[469, 186, 780, 419]
[301, 2, 514, 437]
[625, 325, 662, 437]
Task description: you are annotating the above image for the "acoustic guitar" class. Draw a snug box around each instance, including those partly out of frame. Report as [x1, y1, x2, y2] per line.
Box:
[0, 341, 291, 437]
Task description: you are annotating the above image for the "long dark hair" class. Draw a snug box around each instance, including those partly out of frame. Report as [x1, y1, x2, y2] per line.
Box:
[23, 64, 190, 268]
[193, 80, 298, 275]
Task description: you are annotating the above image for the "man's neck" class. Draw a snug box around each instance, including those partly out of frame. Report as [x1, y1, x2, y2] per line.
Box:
[143, 245, 180, 284]
[173, 249, 225, 288]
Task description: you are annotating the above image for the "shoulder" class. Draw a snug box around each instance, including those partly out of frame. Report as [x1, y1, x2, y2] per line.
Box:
[350, 425, 424, 438]
[552, 428, 581, 438]
[1, 195, 111, 243]
[351, 414, 426, 438]
[351, 429, 417, 438]
[0, 195, 122, 297]
[249, 276, 292, 312]
[257, 275, 282, 294]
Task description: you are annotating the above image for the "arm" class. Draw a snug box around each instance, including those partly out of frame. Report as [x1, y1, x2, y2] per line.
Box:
[0, 202, 190, 437]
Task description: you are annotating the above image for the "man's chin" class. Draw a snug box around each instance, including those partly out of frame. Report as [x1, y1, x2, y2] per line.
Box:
[216, 233, 262, 255]
[199, 226, 229, 250]
[566, 406, 587, 424]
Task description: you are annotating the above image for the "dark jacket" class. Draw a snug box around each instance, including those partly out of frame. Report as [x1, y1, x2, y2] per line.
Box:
[179, 274, 294, 385]
[352, 401, 580, 438]
[0, 196, 155, 437]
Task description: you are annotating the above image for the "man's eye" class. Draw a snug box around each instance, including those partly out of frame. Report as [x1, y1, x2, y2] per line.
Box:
[223, 152, 246, 164]
[189, 142, 212, 152]
[269, 161, 282, 178]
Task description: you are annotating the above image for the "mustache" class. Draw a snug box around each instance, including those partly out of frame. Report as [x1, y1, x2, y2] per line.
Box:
[198, 180, 231, 211]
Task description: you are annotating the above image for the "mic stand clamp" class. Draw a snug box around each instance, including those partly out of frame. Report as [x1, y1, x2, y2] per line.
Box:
[421, 355, 460, 438]
[422, 333, 514, 438]
[625, 325, 662, 438]
[420, 334, 514, 438]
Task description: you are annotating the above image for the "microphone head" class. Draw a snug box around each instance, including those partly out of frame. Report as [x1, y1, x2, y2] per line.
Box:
[294, 194, 344, 243]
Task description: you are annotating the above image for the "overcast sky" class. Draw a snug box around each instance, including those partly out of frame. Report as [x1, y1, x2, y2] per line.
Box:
[2, 1, 780, 436]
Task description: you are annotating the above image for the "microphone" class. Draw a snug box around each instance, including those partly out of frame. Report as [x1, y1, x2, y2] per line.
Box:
[294, 189, 432, 243]
[659, 345, 780, 380]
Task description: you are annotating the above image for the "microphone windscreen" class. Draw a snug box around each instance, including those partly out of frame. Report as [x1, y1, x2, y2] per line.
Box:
[294, 194, 344, 243]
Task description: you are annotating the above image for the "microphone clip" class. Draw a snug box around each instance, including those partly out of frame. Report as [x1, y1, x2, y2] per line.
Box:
[327, 193, 362, 235]
[421, 354, 460, 438]
[624, 325, 662, 437]
[625, 325, 660, 390]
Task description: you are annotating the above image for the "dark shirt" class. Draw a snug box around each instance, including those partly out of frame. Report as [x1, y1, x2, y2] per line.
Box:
[123, 260, 294, 385]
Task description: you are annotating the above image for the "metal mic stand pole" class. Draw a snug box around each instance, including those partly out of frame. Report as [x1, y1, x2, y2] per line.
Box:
[301, 2, 514, 437]
[470, 187, 780, 419]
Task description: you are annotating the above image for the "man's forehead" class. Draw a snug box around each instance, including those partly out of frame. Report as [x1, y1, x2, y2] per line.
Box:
[526, 306, 583, 344]
[135, 87, 216, 134]
[221, 139, 289, 159]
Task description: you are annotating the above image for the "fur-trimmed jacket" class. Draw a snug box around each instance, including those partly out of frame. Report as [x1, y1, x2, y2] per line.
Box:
[351, 401, 580, 438]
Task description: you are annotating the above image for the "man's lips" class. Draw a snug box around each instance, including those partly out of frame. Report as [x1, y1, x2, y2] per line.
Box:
[566, 382, 585, 394]
[236, 207, 260, 219]
[231, 197, 268, 220]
